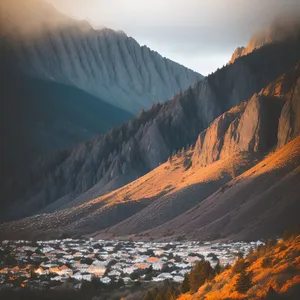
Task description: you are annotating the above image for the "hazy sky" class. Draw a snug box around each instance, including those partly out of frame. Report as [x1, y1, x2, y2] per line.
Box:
[46, 0, 300, 75]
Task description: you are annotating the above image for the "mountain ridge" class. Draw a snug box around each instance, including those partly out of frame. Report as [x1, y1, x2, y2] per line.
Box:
[1, 37, 299, 222]
[229, 15, 300, 64]
[1, 60, 299, 241]
[0, 0, 203, 114]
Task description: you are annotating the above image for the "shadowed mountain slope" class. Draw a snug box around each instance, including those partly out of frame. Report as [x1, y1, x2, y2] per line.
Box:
[0, 0, 203, 115]
[0, 53, 133, 177]
[97, 64, 300, 240]
[1, 63, 299, 242]
[1, 36, 299, 222]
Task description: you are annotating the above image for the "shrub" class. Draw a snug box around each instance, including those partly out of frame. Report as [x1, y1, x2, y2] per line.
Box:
[235, 269, 252, 294]
[261, 257, 273, 268]
[189, 260, 214, 294]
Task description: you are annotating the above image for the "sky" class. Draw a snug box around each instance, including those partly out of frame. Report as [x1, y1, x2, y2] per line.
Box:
[46, 0, 300, 75]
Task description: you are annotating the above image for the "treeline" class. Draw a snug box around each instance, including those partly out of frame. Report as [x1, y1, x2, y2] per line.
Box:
[142, 259, 222, 299]
[142, 229, 300, 299]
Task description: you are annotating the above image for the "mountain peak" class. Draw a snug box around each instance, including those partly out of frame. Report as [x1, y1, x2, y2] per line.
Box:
[229, 15, 300, 64]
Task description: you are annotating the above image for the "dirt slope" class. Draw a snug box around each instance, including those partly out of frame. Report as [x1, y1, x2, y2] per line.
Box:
[145, 137, 300, 242]
[177, 235, 300, 300]
[0, 66, 299, 241]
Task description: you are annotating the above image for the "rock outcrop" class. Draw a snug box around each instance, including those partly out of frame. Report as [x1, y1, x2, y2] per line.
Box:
[148, 137, 300, 242]
[0, 52, 133, 175]
[277, 77, 300, 148]
[192, 63, 300, 168]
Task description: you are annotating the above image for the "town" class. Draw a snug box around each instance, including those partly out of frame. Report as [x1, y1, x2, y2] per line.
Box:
[0, 238, 263, 291]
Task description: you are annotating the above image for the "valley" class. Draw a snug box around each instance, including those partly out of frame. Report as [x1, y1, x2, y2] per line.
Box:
[0, 1, 299, 299]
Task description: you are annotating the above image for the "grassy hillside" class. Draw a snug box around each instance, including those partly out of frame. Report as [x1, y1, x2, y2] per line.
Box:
[139, 234, 300, 300]
[177, 235, 300, 300]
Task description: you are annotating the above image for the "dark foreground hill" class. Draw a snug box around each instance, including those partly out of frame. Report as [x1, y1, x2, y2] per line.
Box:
[0, 56, 133, 178]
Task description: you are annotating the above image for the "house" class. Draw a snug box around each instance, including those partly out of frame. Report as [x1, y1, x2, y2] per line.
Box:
[107, 270, 121, 277]
[87, 265, 106, 277]
[134, 263, 149, 269]
[157, 273, 173, 279]
[82, 274, 92, 281]
[123, 266, 137, 274]
[35, 266, 49, 275]
[49, 267, 61, 274]
[71, 272, 82, 281]
[100, 276, 111, 284]
[152, 263, 164, 270]
[147, 257, 160, 263]
[75, 263, 89, 273]
[59, 265, 73, 276]
[173, 275, 184, 282]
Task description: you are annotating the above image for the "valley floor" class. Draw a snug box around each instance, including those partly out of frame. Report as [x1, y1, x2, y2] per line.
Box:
[0, 235, 299, 300]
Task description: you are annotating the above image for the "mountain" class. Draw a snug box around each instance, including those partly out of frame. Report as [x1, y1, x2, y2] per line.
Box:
[98, 64, 300, 241]
[2, 35, 300, 222]
[0, 48, 133, 177]
[1, 36, 299, 222]
[0, 0, 203, 115]
[0, 0, 202, 194]
[1, 48, 299, 240]
[229, 15, 300, 64]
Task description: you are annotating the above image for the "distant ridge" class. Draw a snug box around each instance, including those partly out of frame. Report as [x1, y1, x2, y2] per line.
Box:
[0, 0, 203, 114]
[229, 15, 300, 64]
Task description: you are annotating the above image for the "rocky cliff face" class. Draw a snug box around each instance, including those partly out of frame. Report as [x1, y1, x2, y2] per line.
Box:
[192, 63, 300, 168]
[1, 37, 299, 221]
[1, 0, 202, 114]
[0, 49, 133, 177]
[277, 77, 300, 148]
[1, 64, 299, 241]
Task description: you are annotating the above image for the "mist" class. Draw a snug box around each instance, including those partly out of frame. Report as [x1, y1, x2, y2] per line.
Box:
[1, 0, 300, 74]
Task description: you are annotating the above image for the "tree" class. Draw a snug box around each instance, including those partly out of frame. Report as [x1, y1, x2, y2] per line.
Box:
[4, 254, 17, 266]
[143, 291, 153, 300]
[261, 257, 272, 268]
[145, 264, 153, 274]
[265, 286, 280, 300]
[165, 287, 177, 300]
[139, 108, 146, 118]
[80, 257, 93, 265]
[180, 273, 190, 293]
[214, 262, 222, 275]
[117, 278, 124, 287]
[235, 269, 252, 294]
[30, 265, 37, 279]
[154, 294, 164, 300]
[232, 257, 249, 274]
[189, 260, 214, 293]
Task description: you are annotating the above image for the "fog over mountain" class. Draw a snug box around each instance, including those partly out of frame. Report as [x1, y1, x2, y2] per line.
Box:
[0, 0, 202, 115]
[0, 0, 203, 178]
[47, 0, 300, 74]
